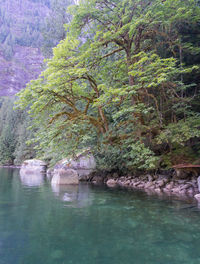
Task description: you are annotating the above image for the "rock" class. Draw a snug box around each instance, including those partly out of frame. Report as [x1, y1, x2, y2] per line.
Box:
[51, 169, 79, 185]
[134, 181, 141, 187]
[155, 188, 161, 193]
[180, 184, 190, 191]
[147, 174, 154, 182]
[179, 190, 186, 195]
[156, 180, 165, 188]
[47, 168, 54, 180]
[0, 0, 51, 96]
[197, 176, 200, 192]
[163, 188, 171, 193]
[119, 177, 126, 182]
[0, 46, 45, 96]
[138, 183, 145, 188]
[106, 179, 117, 187]
[144, 182, 154, 189]
[165, 182, 174, 190]
[53, 151, 96, 181]
[194, 194, 200, 202]
[177, 180, 187, 184]
[187, 187, 194, 195]
[124, 180, 131, 186]
[186, 181, 197, 188]
[172, 187, 180, 193]
[20, 159, 47, 174]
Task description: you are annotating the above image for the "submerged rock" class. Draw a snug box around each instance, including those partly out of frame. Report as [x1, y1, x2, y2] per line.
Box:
[197, 176, 200, 192]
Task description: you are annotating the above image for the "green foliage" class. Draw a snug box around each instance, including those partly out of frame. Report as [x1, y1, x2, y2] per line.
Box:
[94, 140, 158, 172]
[0, 0, 73, 60]
[0, 98, 35, 165]
[41, 0, 74, 57]
[123, 141, 159, 170]
[16, 0, 200, 170]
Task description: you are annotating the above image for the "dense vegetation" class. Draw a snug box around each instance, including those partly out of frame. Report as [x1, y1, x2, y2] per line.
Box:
[0, 0, 73, 165]
[0, 0, 73, 59]
[16, 0, 200, 172]
[0, 98, 35, 165]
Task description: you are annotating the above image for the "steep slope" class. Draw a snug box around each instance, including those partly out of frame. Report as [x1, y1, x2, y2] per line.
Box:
[0, 46, 44, 96]
[0, 0, 50, 95]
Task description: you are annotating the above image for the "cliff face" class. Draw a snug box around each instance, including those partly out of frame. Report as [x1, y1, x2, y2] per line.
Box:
[0, 0, 50, 96]
[0, 46, 44, 96]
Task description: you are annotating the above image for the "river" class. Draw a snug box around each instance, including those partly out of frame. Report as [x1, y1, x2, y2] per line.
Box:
[0, 168, 200, 264]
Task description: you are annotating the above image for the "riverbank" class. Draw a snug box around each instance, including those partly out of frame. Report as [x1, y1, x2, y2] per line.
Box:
[88, 172, 200, 201]
[18, 157, 200, 201]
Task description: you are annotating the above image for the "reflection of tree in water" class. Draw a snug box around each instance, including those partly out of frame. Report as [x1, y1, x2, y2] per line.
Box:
[0, 168, 14, 189]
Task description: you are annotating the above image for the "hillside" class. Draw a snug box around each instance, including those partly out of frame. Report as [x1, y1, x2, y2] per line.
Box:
[0, 0, 51, 95]
[0, 0, 73, 165]
[0, 0, 72, 95]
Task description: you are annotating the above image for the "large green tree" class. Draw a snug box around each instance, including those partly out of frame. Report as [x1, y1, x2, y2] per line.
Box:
[17, 0, 200, 170]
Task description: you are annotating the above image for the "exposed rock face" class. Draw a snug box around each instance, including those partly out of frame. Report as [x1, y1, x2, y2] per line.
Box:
[52, 152, 96, 181]
[54, 153, 96, 170]
[0, 0, 50, 95]
[194, 194, 200, 202]
[51, 169, 79, 185]
[20, 159, 47, 187]
[20, 159, 47, 174]
[47, 168, 54, 180]
[106, 179, 117, 187]
[197, 176, 200, 192]
[0, 47, 44, 96]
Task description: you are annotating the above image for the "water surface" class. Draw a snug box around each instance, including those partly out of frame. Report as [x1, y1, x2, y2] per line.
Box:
[0, 168, 200, 264]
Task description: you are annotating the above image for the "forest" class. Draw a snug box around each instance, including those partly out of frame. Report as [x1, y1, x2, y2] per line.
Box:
[0, 0, 73, 165]
[2, 0, 200, 173]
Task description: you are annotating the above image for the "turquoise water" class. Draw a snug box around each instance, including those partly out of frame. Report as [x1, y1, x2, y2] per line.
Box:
[0, 168, 200, 264]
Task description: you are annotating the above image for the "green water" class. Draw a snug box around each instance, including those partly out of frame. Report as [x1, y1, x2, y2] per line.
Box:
[0, 168, 200, 264]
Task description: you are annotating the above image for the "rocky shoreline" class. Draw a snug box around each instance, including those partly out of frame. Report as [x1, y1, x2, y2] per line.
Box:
[88, 172, 200, 201]
[18, 157, 200, 202]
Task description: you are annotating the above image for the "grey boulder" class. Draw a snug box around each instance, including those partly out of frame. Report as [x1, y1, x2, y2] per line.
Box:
[52, 151, 96, 181]
[20, 159, 47, 174]
[51, 169, 79, 185]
